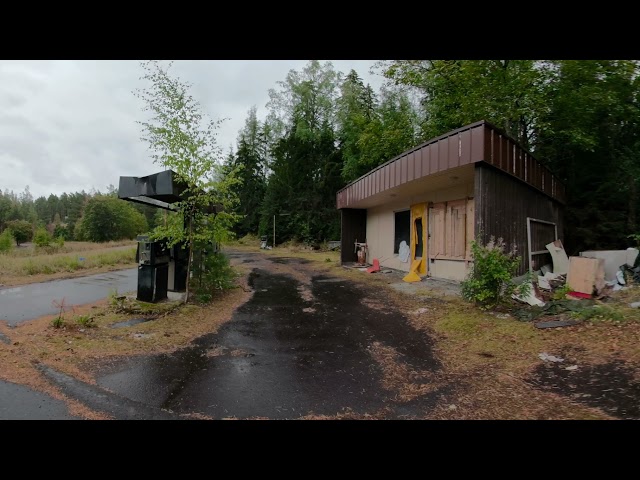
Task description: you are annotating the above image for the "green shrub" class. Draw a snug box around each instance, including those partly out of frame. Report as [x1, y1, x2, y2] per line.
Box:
[34, 227, 52, 247]
[5, 220, 32, 245]
[0, 228, 14, 253]
[191, 252, 237, 303]
[75, 315, 94, 327]
[461, 236, 521, 308]
[51, 316, 64, 328]
[552, 284, 572, 300]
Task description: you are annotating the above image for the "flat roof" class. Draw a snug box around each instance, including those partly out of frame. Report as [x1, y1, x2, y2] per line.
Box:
[336, 120, 565, 209]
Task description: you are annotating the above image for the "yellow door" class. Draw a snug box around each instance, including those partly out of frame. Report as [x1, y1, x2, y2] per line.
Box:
[410, 202, 427, 275]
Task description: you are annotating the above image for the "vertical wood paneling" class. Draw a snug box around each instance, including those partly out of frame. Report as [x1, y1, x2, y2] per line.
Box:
[394, 159, 400, 187]
[474, 164, 563, 275]
[466, 198, 475, 258]
[429, 142, 438, 174]
[439, 138, 449, 172]
[415, 147, 423, 178]
[401, 155, 408, 184]
[460, 129, 472, 165]
[384, 165, 389, 190]
[448, 135, 459, 167]
[474, 125, 486, 163]
[407, 151, 416, 182]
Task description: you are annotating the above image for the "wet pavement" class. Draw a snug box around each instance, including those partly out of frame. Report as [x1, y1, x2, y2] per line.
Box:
[89, 251, 443, 419]
[0, 379, 81, 420]
[0, 269, 137, 326]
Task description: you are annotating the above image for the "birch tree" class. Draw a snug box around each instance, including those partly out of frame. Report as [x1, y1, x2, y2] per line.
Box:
[134, 60, 241, 302]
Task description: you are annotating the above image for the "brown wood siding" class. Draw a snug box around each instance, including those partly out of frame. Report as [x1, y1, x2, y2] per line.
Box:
[407, 151, 415, 182]
[460, 129, 472, 165]
[336, 121, 566, 209]
[474, 164, 564, 275]
[448, 135, 458, 167]
[340, 209, 367, 264]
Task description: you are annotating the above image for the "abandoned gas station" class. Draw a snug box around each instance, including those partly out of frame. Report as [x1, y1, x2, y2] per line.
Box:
[337, 121, 566, 281]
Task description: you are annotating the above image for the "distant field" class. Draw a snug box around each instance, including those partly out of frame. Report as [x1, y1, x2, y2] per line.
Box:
[0, 241, 137, 287]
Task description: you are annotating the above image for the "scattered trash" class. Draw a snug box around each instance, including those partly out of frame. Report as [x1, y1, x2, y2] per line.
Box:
[616, 269, 626, 285]
[538, 276, 552, 290]
[447, 404, 457, 411]
[513, 299, 596, 322]
[565, 365, 579, 371]
[539, 352, 564, 363]
[381, 269, 393, 274]
[398, 241, 410, 263]
[512, 282, 545, 307]
[546, 240, 569, 275]
[568, 291, 592, 299]
[535, 319, 581, 329]
[630, 302, 640, 309]
[580, 248, 639, 281]
[567, 256, 605, 295]
[540, 264, 554, 275]
[367, 258, 381, 274]
[413, 307, 429, 315]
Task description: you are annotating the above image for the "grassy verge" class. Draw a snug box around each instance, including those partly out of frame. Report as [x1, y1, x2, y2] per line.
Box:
[0, 244, 137, 286]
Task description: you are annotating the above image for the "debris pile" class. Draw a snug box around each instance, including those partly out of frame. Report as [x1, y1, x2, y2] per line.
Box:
[511, 240, 638, 328]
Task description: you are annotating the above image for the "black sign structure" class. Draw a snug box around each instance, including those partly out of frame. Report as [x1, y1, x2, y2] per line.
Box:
[118, 169, 221, 302]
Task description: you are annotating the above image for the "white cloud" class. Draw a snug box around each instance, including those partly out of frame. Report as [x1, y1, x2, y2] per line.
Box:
[0, 60, 386, 198]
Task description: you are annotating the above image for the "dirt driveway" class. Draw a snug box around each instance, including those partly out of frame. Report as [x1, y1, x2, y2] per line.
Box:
[78, 250, 450, 419]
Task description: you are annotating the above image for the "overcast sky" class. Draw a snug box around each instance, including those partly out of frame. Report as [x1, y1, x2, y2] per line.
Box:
[0, 60, 386, 199]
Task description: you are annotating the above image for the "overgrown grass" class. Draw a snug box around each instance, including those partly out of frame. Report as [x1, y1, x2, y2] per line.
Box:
[7, 240, 134, 258]
[0, 246, 136, 278]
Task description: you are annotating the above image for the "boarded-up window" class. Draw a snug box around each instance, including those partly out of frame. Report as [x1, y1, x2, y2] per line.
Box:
[447, 200, 467, 258]
[430, 203, 446, 256]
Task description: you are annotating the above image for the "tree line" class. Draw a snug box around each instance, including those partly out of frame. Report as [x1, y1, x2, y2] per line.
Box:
[223, 60, 640, 255]
[0, 185, 161, 244]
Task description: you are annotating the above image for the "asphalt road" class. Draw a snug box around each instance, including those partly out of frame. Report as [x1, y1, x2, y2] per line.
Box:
[0, 269, 137, 327]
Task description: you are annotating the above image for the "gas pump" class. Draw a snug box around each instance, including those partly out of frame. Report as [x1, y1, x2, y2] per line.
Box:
[136, 235, 170, 303]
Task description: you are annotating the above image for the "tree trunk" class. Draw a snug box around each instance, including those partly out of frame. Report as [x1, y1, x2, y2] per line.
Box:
[185, 214, 193, 304]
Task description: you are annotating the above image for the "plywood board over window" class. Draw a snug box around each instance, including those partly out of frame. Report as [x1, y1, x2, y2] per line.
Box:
[447, 199, 467, 259]
[429, 202, 446, 258]
[429, 198, 473, 262]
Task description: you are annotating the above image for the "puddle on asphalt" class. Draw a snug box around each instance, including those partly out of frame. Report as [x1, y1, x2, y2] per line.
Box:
[111, 317, 156, 328]
[529, 359, 640, 419]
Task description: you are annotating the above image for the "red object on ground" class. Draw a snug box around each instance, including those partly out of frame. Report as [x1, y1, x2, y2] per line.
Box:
[367, 258, 381, 273]
[568, 291, 592, 299]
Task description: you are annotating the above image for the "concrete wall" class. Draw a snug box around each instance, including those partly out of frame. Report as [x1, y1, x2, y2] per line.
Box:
[365, 182, 474, 281]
